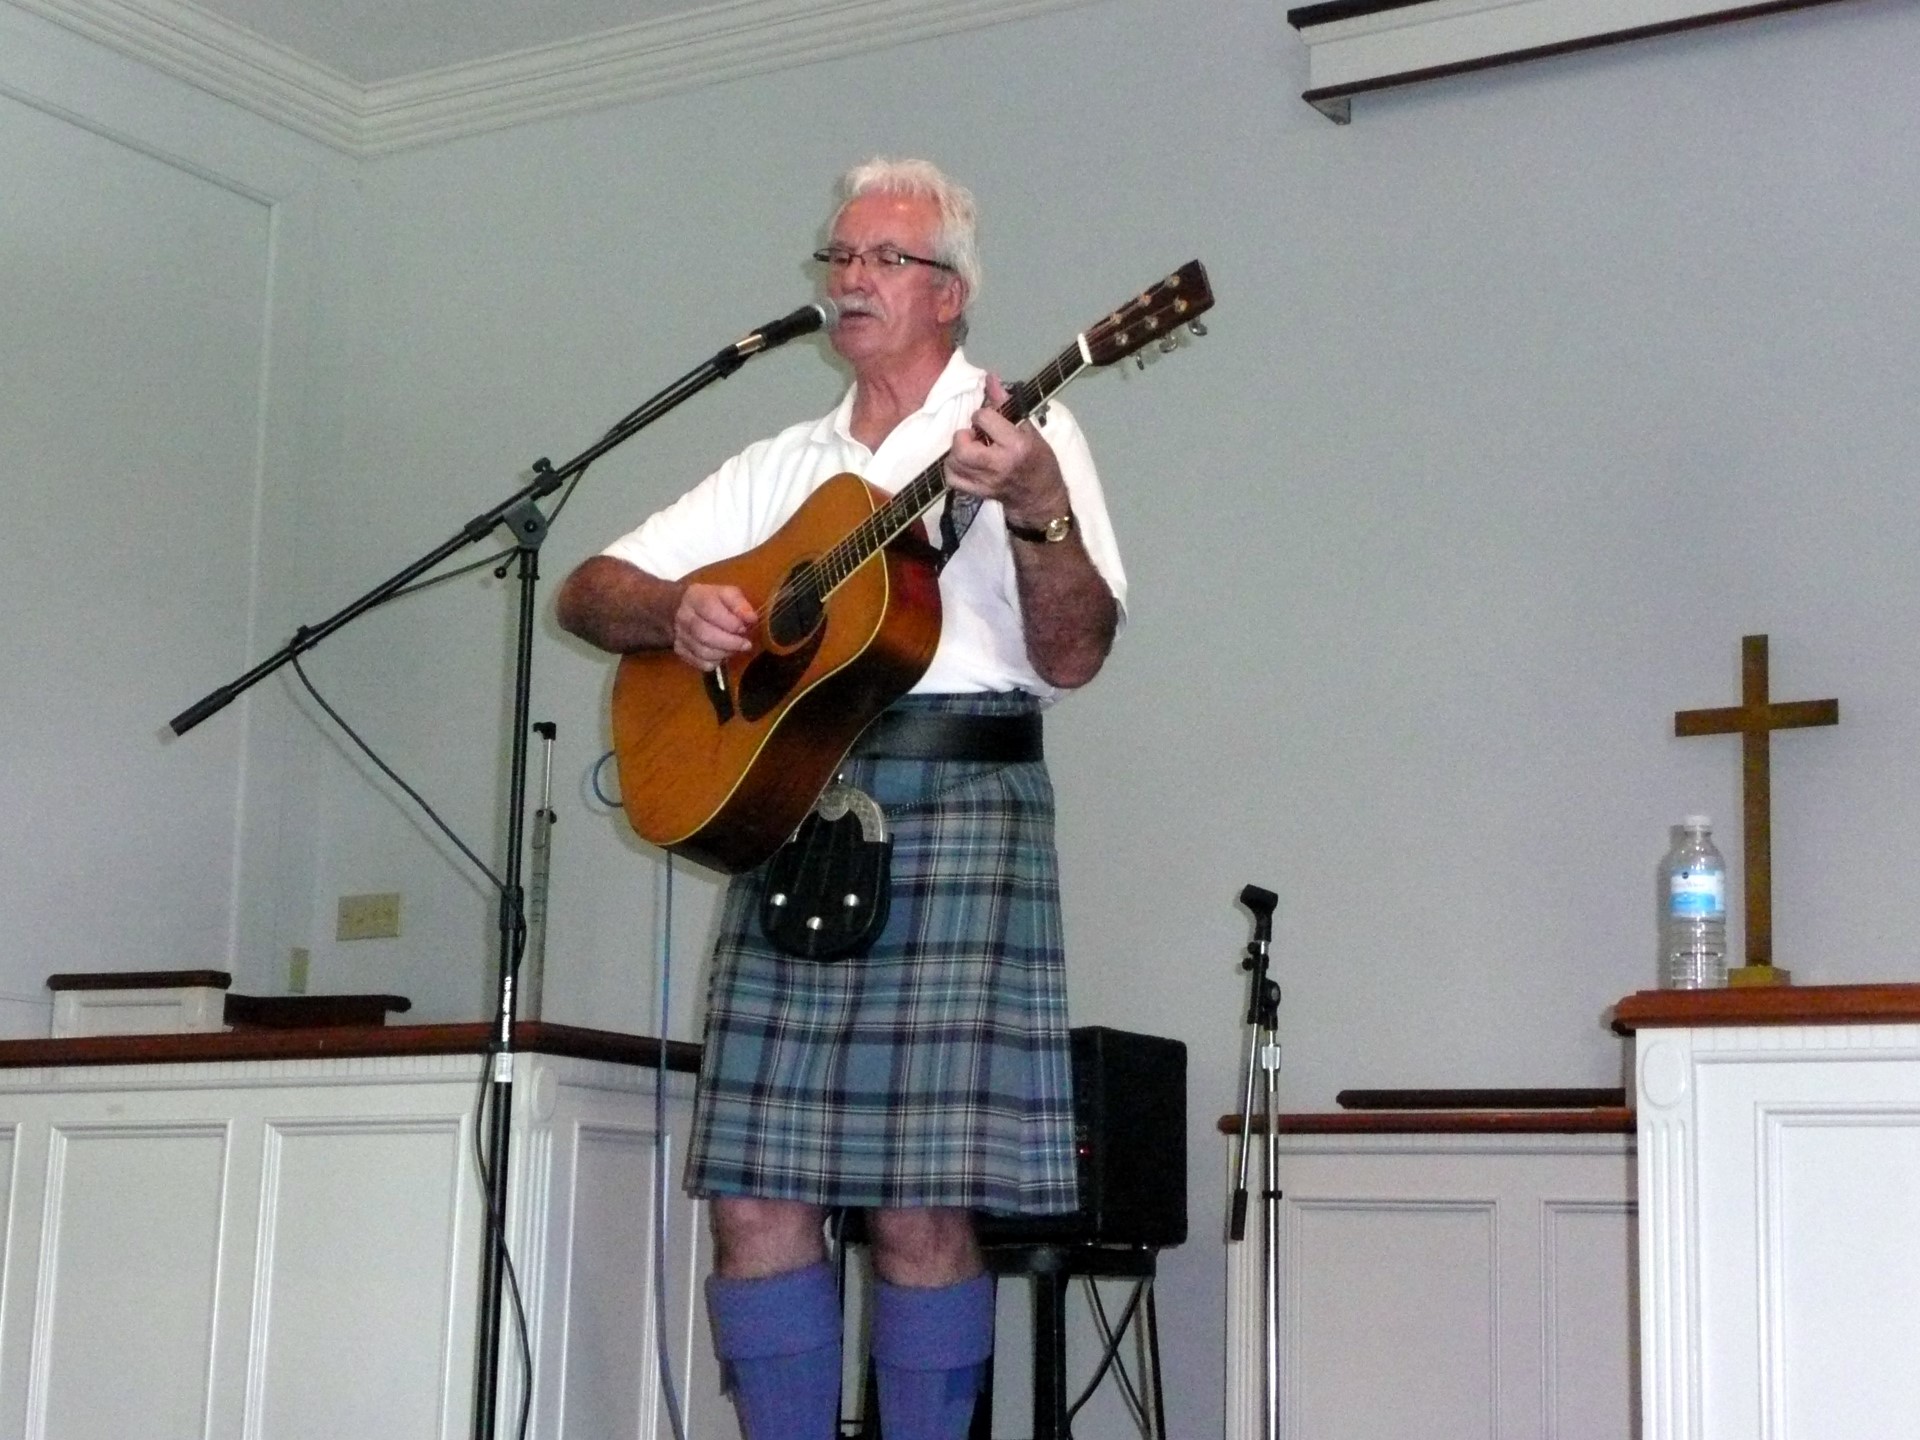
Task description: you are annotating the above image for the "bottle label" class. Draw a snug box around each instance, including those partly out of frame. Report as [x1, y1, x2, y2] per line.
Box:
[1670, 870, 1725, 918]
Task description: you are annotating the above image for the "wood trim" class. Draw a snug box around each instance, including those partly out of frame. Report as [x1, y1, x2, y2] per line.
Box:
[1221, 1108, 1635, 1136]
[1612, 982, 1920, 1033]
[223, 992, 410, 1029]
[0, 1020, 702, 1074]
[45, 970, 232, 991]
[1339, 1087, 1627, 1110]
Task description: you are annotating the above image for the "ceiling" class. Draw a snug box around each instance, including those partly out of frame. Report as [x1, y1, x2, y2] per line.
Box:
[21, 0, 1097, 153]
[181, 0, 719, 85]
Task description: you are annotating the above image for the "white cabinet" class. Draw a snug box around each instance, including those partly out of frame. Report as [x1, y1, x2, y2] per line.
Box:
[1620, 984, 1920, 1440]
[1225, 1116, 1636, 1440]
[0, 1026, 725, 1440]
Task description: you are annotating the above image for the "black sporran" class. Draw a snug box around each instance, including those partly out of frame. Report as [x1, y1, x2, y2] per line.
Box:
[759, 784, 891, 961]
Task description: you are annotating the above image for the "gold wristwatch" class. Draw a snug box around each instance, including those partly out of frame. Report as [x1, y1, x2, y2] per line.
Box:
[1005, 511, 1075, 544]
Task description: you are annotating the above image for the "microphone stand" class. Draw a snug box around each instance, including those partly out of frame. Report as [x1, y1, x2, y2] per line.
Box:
[1228, 883, 1281, 1440]
[169, 325, 785, 1440]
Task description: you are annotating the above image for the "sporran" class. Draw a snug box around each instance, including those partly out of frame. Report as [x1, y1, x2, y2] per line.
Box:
[759, 783, 891, 961]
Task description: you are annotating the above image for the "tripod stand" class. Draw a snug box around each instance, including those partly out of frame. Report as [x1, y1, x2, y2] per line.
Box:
[1228, 883, 1280, 1440]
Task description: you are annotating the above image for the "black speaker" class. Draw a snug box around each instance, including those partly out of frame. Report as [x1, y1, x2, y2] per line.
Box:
[975, 1025, 1187, 1249]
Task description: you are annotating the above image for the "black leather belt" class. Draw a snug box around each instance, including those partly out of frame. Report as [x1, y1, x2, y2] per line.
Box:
[849, 708, 1043, 762]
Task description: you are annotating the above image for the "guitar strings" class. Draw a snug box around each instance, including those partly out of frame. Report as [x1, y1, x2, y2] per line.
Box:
[760, 345, 1085, 637]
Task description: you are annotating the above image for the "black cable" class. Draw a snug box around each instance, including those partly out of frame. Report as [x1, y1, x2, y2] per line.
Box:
[653, 855, 690, 1440]
[290, 654, 505, 893]
[1087, 1277, 1152, 1430]
[1064, 1277, 1149, 1437]
[469, 1053, 536, 1440]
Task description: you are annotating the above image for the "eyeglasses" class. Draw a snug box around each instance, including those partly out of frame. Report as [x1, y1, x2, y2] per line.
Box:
[811, 244, 955, 274]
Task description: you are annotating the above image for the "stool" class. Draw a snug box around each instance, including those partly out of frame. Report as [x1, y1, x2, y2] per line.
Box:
[841, 1238, 1165, 1439]
[982, 1243, 1164, 1440]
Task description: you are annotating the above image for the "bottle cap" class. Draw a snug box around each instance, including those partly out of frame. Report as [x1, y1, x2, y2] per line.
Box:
[1682, 814, 1711, 830]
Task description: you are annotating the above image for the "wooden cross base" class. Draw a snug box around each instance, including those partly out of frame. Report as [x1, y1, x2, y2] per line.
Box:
[1728, 963, 1794, 988]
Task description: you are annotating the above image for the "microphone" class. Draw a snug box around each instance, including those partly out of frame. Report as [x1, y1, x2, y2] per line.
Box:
[1239, 884, 1278, 948]
[733, 298, 840, 357]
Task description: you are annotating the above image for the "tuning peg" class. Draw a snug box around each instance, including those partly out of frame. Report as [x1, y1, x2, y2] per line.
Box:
[1188, 320, 1208, 338]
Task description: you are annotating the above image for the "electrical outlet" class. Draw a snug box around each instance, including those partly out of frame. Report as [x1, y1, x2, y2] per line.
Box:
[337, 892, 401, 941]
[288, 946, 310, 993]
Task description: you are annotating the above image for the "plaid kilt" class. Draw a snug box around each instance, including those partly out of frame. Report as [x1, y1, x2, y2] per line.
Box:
[684, 692, 1078, 1216]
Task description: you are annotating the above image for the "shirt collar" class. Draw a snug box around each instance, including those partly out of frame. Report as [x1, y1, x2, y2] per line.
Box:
[824, 347, 979, 449]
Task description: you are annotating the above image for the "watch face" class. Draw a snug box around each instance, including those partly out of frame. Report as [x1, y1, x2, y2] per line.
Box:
[1043, 514, 1074, 543]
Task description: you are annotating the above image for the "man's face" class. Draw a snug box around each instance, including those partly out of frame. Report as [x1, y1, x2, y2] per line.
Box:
[824, 192, 967, 371]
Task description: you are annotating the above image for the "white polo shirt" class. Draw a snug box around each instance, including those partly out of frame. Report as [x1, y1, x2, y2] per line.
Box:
[600, 349, 1127, 699]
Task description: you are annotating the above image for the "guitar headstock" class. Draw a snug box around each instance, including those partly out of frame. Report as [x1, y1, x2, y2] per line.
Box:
[1082, 260, 1214, 369]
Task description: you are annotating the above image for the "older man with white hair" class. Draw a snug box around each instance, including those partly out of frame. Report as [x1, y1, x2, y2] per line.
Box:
[558, 156, 1127, 1440]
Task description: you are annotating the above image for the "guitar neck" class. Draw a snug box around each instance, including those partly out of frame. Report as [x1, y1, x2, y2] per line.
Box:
[811, 340, 1092, 593]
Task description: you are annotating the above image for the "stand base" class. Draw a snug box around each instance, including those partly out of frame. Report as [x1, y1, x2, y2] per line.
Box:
[1729, 963, 1793, 987]
[1728, 963, 1797, 990]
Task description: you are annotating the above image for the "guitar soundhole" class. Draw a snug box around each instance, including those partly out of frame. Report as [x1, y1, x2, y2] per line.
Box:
[767, 566, 825, 650]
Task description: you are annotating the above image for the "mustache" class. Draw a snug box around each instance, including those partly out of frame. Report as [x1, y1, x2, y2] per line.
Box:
[834, 295, 882, 320]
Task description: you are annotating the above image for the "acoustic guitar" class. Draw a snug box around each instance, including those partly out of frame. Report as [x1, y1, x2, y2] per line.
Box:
[610, 260, 1214, 873]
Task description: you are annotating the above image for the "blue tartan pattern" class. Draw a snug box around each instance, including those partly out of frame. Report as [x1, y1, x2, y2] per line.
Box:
[684, 693, 1079, 1215]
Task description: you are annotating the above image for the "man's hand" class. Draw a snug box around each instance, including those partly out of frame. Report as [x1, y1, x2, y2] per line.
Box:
[945, 374, 1073, 528]
[672, 583, 758, 669]
[555, 556, 757, 666]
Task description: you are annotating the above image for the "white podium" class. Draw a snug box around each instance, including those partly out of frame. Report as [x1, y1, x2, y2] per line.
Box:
[1618, 984, 1920, 1440]
[0, 1022, 727, 1440]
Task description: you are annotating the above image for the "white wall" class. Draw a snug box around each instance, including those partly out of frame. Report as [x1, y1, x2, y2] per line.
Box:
[0, 4, 352, 1033]
[8, 1, 1920, 1436]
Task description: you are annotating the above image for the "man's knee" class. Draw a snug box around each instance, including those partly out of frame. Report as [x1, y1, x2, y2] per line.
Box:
[866, 1206, 981, 1287]
[709, 1197, 827, 1279]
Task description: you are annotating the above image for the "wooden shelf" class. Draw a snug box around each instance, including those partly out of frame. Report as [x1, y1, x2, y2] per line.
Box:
[0, 1021, 701, 1074]
[1612, 982, 1920, 1033]
[1221, 1108, 1633, 1135]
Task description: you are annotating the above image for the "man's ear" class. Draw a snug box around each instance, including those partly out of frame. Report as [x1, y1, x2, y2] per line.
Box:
[937, 274, 969, 327]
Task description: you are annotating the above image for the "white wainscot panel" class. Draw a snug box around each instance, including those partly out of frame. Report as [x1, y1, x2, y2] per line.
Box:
[1545, 1201, 1640, 1440]
[253, 1116, 467, 1437]
[1765, 1110, 1920, 1439]
[1227, 1132, 1637, 1440]
[0, 1049, 714, 1440]
[1292, 1198, 1496, 1438]
[517, 1062, 725, 1440]
[31, 1123, 228, 1440]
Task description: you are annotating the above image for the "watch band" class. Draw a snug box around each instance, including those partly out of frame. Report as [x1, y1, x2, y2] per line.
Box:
[1006, 511, 1075, 544]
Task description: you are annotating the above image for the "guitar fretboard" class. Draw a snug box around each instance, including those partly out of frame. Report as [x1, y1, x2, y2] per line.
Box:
[805, 339, 1089, 596]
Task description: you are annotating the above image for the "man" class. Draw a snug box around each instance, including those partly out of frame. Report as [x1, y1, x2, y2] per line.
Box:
[556, 157, 1126, 1440]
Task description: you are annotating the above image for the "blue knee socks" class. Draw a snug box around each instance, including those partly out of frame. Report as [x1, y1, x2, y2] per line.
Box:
[706, 1262, 843, 1440]
[871, 1274, 995, 1440]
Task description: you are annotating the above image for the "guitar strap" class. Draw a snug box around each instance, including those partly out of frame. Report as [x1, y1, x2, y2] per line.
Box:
[935, 488, 980, 571]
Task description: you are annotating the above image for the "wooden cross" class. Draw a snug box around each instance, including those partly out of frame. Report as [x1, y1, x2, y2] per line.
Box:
[1674, 634, 1838, 983]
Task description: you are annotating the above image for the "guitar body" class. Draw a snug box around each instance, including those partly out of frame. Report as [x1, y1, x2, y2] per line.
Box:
[610, 470, 943, 874]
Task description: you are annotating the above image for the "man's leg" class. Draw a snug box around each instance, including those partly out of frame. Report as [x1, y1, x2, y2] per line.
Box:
[867, 1207, 994, 1440]
[705, 1197, 839, 1440]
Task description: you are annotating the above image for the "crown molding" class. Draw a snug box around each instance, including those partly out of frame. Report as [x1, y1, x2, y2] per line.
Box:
[14, 0, 1104, 156]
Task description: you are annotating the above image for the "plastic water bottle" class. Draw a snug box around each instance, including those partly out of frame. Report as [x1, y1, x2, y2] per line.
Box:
[1661, 816, 1727, 989]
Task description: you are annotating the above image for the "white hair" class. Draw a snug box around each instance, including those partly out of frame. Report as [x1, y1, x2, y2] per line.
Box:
[836, 157, 980, 338]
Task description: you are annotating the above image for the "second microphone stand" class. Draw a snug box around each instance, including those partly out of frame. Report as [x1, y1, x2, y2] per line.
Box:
[1228, 883, 1281, 1440]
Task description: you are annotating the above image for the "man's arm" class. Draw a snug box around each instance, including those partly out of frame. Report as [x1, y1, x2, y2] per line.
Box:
[945, 377, 1119, 690]
[1005, 529, 1119, 690]
[556, 555, 758, 667]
